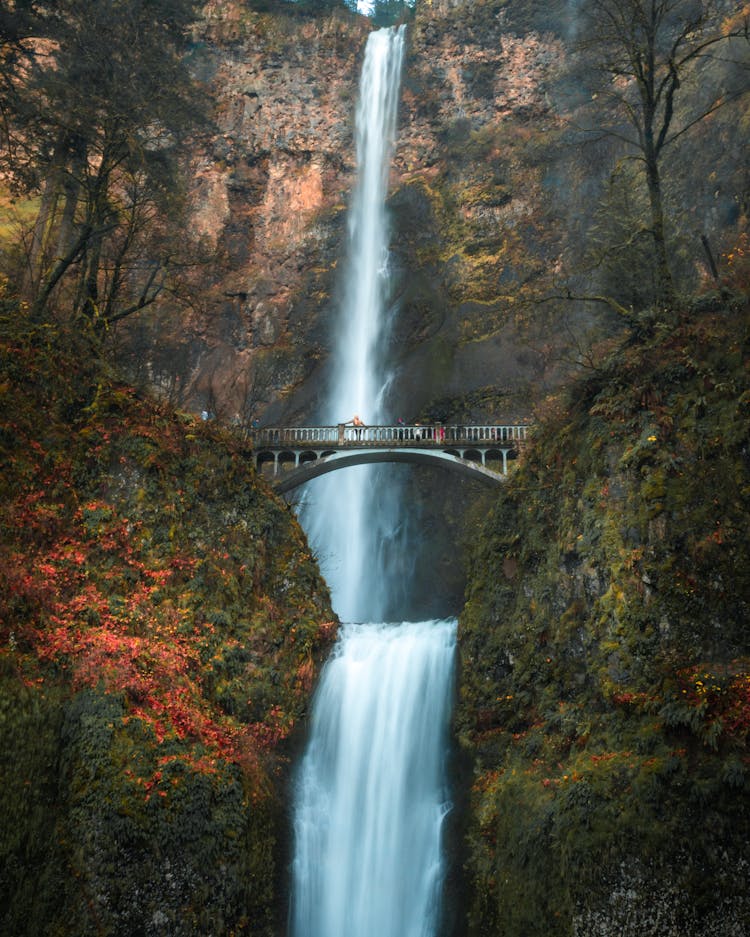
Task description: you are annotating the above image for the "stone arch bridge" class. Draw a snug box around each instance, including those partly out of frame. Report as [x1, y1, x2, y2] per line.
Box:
[252, 423, 531, 493]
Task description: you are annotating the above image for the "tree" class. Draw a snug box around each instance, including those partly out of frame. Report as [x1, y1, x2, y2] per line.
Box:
[369, 0, 414, 27]
[0, 0, 208, 325]
[579, 0, 749, 308]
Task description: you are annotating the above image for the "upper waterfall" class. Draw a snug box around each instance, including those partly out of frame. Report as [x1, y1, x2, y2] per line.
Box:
[300, 26, 407, 624]
[325, 25, 405, 425]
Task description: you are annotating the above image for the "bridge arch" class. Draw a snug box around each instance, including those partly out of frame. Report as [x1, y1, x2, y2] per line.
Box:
[278, 450, 297, 471]
[268, 447, 509, 494]
[256, 451, 276, 472]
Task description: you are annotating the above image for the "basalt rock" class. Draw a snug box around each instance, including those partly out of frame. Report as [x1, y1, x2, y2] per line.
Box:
[123, 0, 568, 427]
[121, 0, 746, 437]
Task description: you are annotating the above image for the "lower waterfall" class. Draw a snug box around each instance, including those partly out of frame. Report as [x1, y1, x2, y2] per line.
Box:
[290, 620, 456, 937]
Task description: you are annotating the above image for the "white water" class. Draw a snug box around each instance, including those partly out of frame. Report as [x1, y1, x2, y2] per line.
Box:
[299, 26, 408, 624]
[291, 27, 456, 937]
[291, 621, 456, 937]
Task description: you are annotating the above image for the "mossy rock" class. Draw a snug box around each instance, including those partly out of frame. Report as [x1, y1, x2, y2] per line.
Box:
[458, 300, 750, 935]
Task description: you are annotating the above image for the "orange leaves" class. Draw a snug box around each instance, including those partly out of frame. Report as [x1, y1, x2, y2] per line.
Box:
[295, 655, 315, 694]
[722, 232, 750, 290]
[1, 330, 334, 803]
[2, 479, 245, 763]
[247, 704, 294, 751]
[723, 674, 750, 737]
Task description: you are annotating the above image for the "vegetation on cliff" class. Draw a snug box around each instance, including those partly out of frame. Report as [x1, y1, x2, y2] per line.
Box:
[0, 0, 208, 327]
[458, 285, 750, 935]
[0, 312, 334, 935]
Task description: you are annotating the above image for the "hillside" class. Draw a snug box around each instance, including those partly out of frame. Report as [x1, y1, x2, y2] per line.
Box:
[458, 293, 750, 935]
[0, 319, 334, 936]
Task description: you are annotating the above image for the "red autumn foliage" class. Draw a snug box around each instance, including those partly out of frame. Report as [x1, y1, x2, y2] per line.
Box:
[0, 333, 334, 785]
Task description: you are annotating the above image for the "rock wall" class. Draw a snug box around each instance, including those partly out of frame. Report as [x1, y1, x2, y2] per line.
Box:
[456, 298, 750, 936]
[120, 0, 747, 432]
[123, 0, 572, 427]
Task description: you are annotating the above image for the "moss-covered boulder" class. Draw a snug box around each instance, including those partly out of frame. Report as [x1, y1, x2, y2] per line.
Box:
[458, 298, 750, 936]
[0, 321, 334, 935]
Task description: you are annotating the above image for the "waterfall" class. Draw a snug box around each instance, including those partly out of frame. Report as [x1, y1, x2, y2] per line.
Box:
[291, 621, 456, 937]
[291, 27, 456, 937]
[299, 26, 409, 624]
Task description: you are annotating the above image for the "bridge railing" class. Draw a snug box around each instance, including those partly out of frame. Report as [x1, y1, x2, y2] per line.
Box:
[253, 424, 530, 447]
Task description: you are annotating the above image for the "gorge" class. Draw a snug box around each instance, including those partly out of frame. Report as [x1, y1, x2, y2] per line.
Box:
[0, 1, 749, 936]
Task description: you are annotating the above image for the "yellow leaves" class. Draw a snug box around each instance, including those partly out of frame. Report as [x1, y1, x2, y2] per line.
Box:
[721, 5, 750, 35]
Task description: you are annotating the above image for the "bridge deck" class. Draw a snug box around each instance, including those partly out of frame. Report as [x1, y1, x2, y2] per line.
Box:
[253, 423, 530, 449]
[251, 424, 531, 491]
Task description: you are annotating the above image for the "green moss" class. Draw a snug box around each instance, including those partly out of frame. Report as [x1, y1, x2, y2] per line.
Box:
[459, 301, 750, 935]
[0, 318, 334, 934]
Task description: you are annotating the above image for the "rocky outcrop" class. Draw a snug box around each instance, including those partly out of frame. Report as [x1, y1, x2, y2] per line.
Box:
[0, 323, 335, 935]
[456, 298, 750, 936]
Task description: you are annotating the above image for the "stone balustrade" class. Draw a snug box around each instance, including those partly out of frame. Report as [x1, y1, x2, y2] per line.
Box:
[253, 423, 530, 447]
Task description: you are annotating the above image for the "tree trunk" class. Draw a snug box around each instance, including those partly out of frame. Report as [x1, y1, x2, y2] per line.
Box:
[30, 222, 92, 321]
[54, 136, 86, 263]
[24, 135, 69, 299]
[644, 149, 675, 309]
[79, 231, 102, 321]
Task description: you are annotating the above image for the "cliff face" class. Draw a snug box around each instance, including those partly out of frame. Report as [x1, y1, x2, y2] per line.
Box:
[0, 322, 334, 935]
[121, 0, 571, 426]
[126, 6, 367, 423]
[126, 0, 746, 433]
[457, 297, 750, 936]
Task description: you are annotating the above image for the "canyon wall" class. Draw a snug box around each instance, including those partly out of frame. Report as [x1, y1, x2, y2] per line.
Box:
[122, 0, 572, 426]
[125, 0, 746, 432]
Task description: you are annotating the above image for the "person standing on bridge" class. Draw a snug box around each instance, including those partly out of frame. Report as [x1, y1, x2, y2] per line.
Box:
[349, 414, 365, 440]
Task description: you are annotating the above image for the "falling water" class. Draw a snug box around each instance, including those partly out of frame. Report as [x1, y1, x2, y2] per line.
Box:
[299, 25, 409, 624]
[291, 621, 455, 937]
[291, 26, 457, 937]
